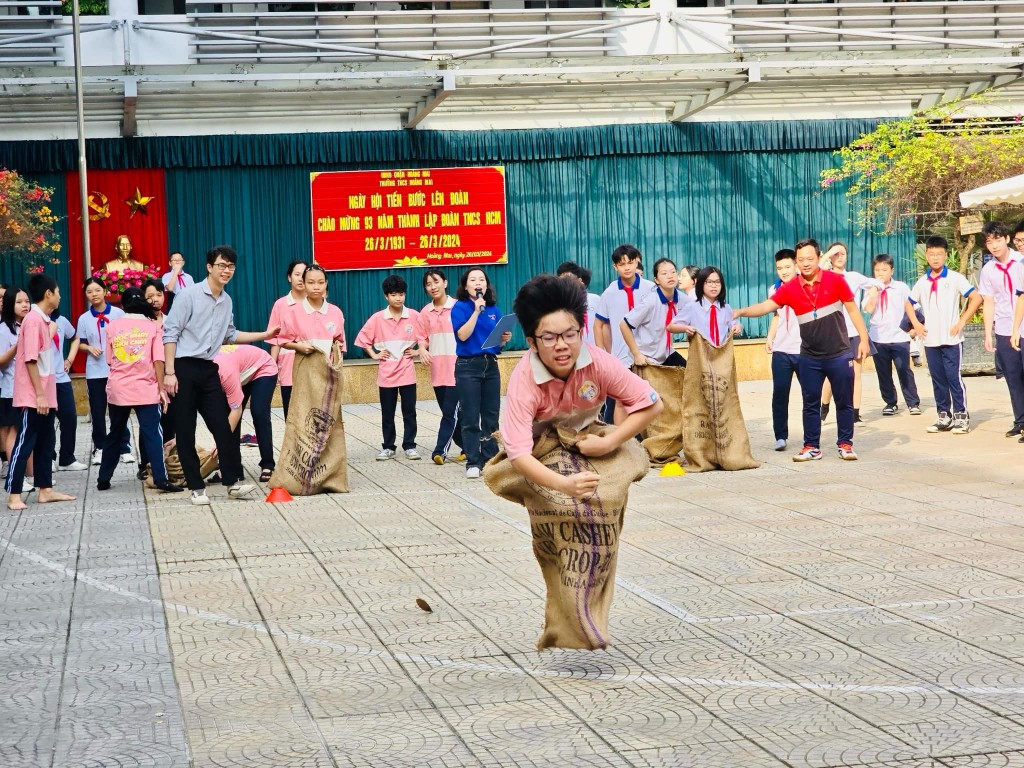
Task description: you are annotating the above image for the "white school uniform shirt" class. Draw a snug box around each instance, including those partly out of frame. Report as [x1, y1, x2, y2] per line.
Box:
[53, 315, 75, 385]
[865, 279, 912, 344]
[623, 288, 684, 364]
[769, 280, 802, 355]
[979, 255, 1024, 337]
[594, 275, 656, 367]
[76, 303, 125, 379]
[908, 267, 975, 348]
[582, 292, 601, 346]
[0, 322, 18, 398]
[835, 269, 871, 337]
[680, 298, 735, 348]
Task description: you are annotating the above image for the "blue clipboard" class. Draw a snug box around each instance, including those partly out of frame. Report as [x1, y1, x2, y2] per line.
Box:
[482, 313, 519, 349]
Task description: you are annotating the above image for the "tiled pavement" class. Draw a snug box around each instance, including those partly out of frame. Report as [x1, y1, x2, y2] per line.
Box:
[4, 370, 1024, 767]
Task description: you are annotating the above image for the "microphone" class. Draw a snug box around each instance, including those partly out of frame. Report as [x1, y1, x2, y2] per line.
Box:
[475, 289, 483, 299]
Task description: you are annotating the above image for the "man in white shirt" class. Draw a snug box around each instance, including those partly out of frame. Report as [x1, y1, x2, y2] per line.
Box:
[765, 249, 802, 451]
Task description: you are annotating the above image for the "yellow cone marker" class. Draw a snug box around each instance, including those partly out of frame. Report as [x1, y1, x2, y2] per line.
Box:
[659, 461, 686, 477]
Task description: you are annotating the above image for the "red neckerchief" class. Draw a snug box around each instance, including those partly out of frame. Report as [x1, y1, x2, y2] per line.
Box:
[177, 274, 186, 288]
[89, 303, 110, 337]
[665, 300, 676, 351]
[622, 283, 635, 310]
[927, 271, 942, 301]
[709, 304, 720, 346]
[996, 261, 1015, 309]
[879, 285, 889, 315]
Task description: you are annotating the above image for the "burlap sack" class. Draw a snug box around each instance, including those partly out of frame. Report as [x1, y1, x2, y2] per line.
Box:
[156, 445, 218, 487]
[681, 334, 759, 472]
[484, 423, 649, 650]
[634, 363, 686, 465]
[269, 344, 349, 495]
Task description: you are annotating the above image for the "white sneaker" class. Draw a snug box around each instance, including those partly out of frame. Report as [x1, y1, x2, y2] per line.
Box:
[227, 483, 256, 499]
[774, 438, 786, 452]
[91, 449, 101, 465]
[190, 489, 211, 506]
[0, 460, 7, 480]
[23, 476, 34, 493]
[58, 461, 88, 471]
[120, 453, 136, 464]
[404, 448, 421, 460]
[466, 467, 481, 479]
[376, 449, 396, 461]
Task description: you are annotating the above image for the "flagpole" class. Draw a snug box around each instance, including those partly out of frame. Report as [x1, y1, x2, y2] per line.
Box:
[71, 0, 90, 283]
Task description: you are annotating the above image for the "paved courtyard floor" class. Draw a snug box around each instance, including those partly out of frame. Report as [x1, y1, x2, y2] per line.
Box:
[3, 370, 1024, 768]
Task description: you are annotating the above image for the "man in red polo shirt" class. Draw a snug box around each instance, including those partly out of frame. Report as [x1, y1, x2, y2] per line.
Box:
[735, 238, 870, 461]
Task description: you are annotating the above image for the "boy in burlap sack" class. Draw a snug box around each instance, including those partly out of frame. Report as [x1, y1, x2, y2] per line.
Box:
[681, 334, 759, 472]
[484, 275, 662, 650]
[269, 344, 349, 495]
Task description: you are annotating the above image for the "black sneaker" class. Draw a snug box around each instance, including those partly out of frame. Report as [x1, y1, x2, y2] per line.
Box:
[156, 480, 186, 493]
[928, 412, 953, 433]
[96, 480, 111, 491]
[854, 408, 863, 424]
[881, 405, 898, 416]
[1006, 424, 1023, 438]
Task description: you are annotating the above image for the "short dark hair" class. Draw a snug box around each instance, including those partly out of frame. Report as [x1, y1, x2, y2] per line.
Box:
[286, 260, 307, 279]
[120, 287, 157, 320]
[556, 261, 592, 288]
[1, 286, 26, 333]
[795, 238, 821, 256]
[382, 275, 407, 295]
[651, 258, 677, 280]
[422, 268, 447, 289]
[774, 249, 796, 263]
[142, 278, 164, 295]
[872, 253, 894, 268]
[611, 244, 642, 265]
[169, 251, 183, 261]
[924, 235, 948, 251]
[83, 276, 105, 292]
[302, 264, 327, 282]
[514, 274, 586, 338]
[455, 268, 496, 305]
[206, 245, 237, 267]
[983, 221, 1011, 239]
[681, 265, 699, 281]
[695, 266, 726, 307]
[29, 274, 58, 303]
[1015, 220, 1024, 236]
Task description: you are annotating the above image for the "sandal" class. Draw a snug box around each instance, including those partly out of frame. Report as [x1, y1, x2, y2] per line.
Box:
[259, 468, 273, 483]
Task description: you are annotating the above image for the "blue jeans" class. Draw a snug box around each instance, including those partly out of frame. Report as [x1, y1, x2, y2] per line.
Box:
[771, 352, 801, 442]
[925, 345, 967, 414]
[455, 355, 500, 469]
[432, 385, 462, 458]
[873, 341, 920, 409]
[799, 352, 855, 448]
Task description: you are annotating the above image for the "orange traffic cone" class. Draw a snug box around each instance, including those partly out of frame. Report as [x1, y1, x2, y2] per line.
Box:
[265, 487, 294, 503]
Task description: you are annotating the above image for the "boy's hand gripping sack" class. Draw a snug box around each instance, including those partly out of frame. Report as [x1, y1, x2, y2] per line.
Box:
[269, 343, 349, 494]
[681, 334, 759, 472]
[484, 423, 648, 650]
[633, 363, 686, 466]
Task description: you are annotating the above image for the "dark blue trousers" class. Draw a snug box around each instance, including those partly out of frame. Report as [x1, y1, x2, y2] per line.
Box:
[924, 345, 966, 414]
[873, 341, 920, 409]
[87, 377, 130, 454]
[7, 408, 56, 494]
[996, 334, 1024, 427]
[379, 383, 417, 452]
[771, 352, 801, 442]
[239, 374, 277, 470]
[100, 404, 168, 485]
[432, 384, 462, 457]
[55, 381, 78, 466]
[799, 353, 855, 448]
[455, 355, 500, 470]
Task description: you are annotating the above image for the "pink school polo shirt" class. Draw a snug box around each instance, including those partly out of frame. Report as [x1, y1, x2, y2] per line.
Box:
[280, 298, 346, 355]
[355, 307, 421, 388]
[267, 294, 297, 386]
[215, 344, 279, 410]
[13, 306, 57, 409]
[418, 297, 457, 387]
[500, 342, 659, 462]
[104, 314, 165, 407]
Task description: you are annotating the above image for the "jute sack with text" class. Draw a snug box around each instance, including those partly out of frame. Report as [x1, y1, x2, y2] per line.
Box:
[681, 334, 759, 472]
[634, 363, 686, 465]
[483, 423, 649, 650]
[269, 344, 349, 495]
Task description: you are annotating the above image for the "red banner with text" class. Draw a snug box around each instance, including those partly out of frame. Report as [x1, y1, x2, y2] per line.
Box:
[310, 166, 507, 271]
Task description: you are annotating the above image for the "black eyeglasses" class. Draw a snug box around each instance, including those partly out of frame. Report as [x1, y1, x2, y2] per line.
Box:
[533, 328, 581, 347]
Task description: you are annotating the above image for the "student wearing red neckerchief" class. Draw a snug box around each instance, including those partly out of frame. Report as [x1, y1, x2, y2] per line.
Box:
[765, 249, 802, 452]
[161, 251, 195, 313]
[862, 253, 920, 419]
[621, 258, 688, 369]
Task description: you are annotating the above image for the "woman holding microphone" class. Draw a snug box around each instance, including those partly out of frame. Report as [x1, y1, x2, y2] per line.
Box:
[451, 268, 511, 479]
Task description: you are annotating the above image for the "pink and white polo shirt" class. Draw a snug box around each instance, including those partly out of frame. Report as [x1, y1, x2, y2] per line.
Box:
[355, 307, 421, 388]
